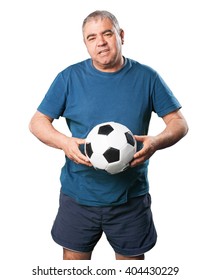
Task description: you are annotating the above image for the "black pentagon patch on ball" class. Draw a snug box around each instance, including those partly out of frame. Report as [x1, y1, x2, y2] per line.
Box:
[125, 132, 135, 146]
[85, 142, 93, 158]
[103, 147, 120, 163]
[98, 124, 114, 135]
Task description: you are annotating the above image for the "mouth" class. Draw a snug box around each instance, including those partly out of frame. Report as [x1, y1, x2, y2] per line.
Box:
[98, 49, 110, 55]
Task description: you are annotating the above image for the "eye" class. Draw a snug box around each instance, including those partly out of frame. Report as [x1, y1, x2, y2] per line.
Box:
[87, 34, 97, 42]
[104, 32, 113, 37]
[87, 36, 96, 42]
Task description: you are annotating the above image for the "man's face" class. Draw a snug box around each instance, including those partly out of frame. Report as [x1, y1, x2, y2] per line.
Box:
[83, 18, 124, 72]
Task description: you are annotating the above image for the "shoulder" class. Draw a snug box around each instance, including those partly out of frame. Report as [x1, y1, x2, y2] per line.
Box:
[125, 58, 158, 83]
[127, 58, 157, 74]
[59, 59, 90, 78]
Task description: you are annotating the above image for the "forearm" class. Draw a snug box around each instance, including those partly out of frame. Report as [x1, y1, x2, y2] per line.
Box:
[29, 113, 69, 150]
[29, 111, 91, 166]
[154, 118, 188, 150]
[132, 110, 188, 167]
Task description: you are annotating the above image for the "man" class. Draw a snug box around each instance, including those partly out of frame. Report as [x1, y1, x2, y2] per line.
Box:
[29, 10, 188, 260]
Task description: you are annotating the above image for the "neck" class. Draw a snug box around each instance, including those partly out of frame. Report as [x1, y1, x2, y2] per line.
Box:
[93, 56, 125, 73]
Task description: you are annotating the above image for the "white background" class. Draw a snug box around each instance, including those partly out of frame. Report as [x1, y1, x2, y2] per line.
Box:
[0, 0, 210, 279]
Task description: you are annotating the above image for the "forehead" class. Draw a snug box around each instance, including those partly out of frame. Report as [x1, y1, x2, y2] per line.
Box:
[83, 18, 114, 35]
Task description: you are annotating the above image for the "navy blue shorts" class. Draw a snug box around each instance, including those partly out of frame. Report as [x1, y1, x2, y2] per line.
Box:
[51, 192, 157, 256]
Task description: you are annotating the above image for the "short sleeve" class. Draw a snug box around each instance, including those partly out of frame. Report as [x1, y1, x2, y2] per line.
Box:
[37, 72, 67, 119]
[152, 74, 181, 117]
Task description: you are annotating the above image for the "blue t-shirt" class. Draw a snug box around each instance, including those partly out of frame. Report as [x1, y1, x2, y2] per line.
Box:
[38, 58, 181, 206]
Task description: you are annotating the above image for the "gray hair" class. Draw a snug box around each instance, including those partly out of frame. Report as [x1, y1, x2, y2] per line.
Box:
[82, 10, 121, 33]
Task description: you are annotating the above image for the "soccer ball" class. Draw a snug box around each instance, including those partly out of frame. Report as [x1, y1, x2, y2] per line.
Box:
[84, 122, 137, 174]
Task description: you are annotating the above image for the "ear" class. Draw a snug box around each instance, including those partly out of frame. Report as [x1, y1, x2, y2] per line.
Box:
[120, 29, 125, 45]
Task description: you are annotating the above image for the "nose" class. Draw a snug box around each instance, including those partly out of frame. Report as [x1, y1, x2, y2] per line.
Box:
[97, 34, 107, 46]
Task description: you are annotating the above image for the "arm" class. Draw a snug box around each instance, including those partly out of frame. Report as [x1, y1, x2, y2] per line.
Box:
[130, 109, 188, 167]
[29, 111, 91, 166]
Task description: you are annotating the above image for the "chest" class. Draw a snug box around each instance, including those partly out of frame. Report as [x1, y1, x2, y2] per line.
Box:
[64, 73, 153, 136]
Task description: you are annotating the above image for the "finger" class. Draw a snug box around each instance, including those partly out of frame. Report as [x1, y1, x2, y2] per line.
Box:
[134, 135, 146, 142]
[76, 138, 86, 145]
[133, 147, 146, 159]
[130, 155, 145, 166]
[77, 151, 90, 162]
[72, 153, 92, 166]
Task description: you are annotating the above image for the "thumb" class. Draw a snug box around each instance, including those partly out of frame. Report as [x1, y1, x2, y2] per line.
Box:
[76, 138, 86, 145]
[134, 135, 146, 143]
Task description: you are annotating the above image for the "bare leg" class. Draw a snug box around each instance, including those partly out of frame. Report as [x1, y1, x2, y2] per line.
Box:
[115, 253, 145, 260]
[63, 248, 92, 260]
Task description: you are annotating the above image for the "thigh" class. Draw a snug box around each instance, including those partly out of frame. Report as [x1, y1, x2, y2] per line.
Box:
[51, 192, 103, 253]
[103, 194, 157, 257]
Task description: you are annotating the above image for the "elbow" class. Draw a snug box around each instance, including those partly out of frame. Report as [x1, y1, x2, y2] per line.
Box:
[28, 118, 35, 135]
[28, 114, 40, 136]
[183, 119, 189, 137]
[28, 111, 47, 136]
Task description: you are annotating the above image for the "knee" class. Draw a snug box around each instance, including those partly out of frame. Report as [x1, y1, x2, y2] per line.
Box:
[63, 248, 92, 260]
[115, 253, 145, 260]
